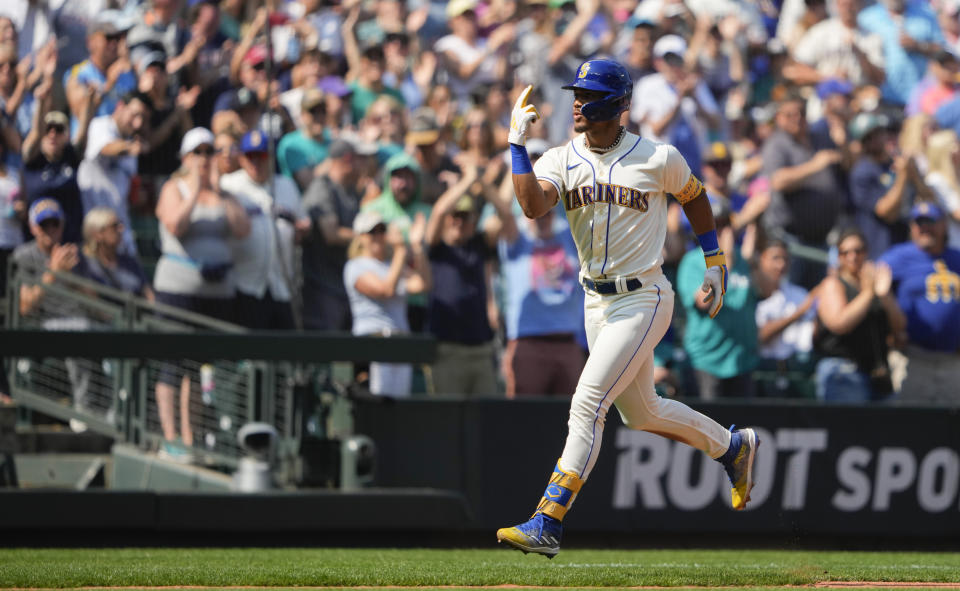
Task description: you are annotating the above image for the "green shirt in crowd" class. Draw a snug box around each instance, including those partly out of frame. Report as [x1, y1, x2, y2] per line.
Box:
[277, 129, 331, 179]
[676, 247, 758, 379]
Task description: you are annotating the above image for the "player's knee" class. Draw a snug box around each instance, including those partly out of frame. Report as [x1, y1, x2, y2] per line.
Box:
[568, 403, 602, 428]
[619, 398, 668, 431]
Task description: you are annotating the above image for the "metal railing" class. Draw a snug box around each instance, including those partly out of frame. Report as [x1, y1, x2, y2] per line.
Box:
[4, 259, 298, 474]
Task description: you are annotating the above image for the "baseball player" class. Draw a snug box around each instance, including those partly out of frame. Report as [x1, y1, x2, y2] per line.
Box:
[496, 59, 760, 558]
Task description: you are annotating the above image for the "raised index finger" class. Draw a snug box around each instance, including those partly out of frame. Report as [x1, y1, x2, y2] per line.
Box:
[514, 85, 533, 111]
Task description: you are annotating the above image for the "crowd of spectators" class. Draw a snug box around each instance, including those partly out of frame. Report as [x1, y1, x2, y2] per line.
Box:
[1, 0, 960, 416]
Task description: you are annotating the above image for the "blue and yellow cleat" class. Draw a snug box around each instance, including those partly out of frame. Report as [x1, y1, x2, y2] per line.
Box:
[496, 512, 562, 558]
[724, 427, 759, 510]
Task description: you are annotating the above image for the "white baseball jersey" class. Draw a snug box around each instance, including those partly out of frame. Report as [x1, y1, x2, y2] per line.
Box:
[533, 131, 703, 282]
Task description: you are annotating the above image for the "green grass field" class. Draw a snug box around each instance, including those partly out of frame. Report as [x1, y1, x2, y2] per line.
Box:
[1, 548, 960, 589]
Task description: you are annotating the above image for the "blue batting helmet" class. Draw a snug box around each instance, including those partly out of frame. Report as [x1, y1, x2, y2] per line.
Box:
[562, 59, 633, 122]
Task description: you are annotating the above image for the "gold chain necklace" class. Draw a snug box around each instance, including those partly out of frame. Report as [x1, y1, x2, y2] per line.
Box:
[587, 126, 626, 154]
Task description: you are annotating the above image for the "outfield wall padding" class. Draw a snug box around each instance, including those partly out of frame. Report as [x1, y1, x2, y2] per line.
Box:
[354, 399, 960, 536]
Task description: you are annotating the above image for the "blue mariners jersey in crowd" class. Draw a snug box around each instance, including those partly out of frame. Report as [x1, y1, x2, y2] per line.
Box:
[880, 243, 960, 352]
[498, 227, 583, 341]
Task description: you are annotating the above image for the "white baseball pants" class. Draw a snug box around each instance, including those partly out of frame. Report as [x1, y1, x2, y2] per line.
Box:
[559, 274, 732, 481]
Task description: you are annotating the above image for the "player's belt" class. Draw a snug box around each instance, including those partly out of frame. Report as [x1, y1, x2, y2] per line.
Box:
[582, 277, 642, 295]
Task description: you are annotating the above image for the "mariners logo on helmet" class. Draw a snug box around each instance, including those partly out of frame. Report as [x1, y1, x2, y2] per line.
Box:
[562, 58, 633, 122]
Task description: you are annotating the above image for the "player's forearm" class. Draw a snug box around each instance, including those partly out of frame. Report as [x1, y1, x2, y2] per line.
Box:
[512, 173, 551, 219]
[681, 191, 716, 237]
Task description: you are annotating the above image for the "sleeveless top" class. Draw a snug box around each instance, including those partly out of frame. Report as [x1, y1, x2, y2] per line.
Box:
[814, 276, 890, 375]
[153, 179, 234, 298]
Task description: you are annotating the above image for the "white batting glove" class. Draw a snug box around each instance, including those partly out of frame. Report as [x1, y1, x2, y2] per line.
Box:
[700, 253, 728, 319]
[508, 85, 540, 146]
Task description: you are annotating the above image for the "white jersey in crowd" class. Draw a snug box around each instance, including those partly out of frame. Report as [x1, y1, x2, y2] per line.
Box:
[755, 281, 815, 361]
[220, 169, 306, 302]
[533, 131, 702, 283]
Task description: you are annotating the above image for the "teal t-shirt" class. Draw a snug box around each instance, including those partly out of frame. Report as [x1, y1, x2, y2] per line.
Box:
[676, 248, 758, 379]
[277, 129, 330, 179]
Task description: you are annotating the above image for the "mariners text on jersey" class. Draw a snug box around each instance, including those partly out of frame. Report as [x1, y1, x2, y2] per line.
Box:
[565, 183, 650, 212]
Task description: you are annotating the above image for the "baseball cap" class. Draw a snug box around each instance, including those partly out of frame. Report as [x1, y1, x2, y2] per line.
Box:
[328, 138, 356, 160]
[625, 15, 656, 29]
[301, 88, 325, 112]
[318, 76, 352, 98]
[446, 0, 478, 18]
[911, 202, 945, 222]
[136, 50, 167, 77]
[406, 107, 441, 146]
[29, 198, 64, 226]
[232, 87, 260, 111]
[338, 132, 379, 156]
[653, 34, 687, 59]
[453, 195, 475, 214]
[240, 129, 269, 154]
[87, 10, 132, 36]
[816, 78, 854, 100]
[243, 45, 268, 67]
[352, 210, 386, 234]
[44, 111, 69, 128]
[848, 112, 890, 141]
[180, 127, 215, 157]
[703, 141, 731, 163]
